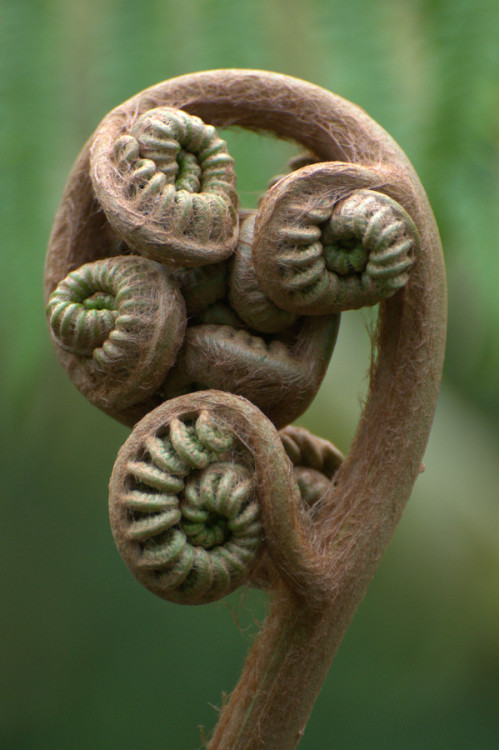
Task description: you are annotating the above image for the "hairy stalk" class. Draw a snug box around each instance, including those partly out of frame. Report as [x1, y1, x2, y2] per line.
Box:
[44, 70, 446, 749]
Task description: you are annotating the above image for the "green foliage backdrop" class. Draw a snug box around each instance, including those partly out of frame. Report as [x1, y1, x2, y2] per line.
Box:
[1, 0, 498, 747]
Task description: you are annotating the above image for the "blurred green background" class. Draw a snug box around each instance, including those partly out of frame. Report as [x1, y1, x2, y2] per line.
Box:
[1, 0, 498, 747]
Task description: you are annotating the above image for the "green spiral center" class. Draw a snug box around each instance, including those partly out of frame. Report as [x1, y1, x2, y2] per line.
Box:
[322, 217, 368, 275]
[46, 266, 120, 355]
[118, 410, 263, 604]
[175, 150, 202, 192]
[82, 292, 116, 311]
[181, 462, 254, 549]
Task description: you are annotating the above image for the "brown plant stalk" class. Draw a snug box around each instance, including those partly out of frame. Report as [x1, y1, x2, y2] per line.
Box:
[44, 70, 446, 749]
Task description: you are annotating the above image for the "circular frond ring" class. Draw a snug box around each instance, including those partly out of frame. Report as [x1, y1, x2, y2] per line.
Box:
[91, 107, 239, 267]
[252, 163, 421, 315]
[46, 255, 186, 412]
[109, 391, 322, 604]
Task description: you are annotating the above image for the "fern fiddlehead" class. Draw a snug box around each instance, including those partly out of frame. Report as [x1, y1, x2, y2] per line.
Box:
[44, 69, 445, 750]
[46, 255, 186, 412]
[110, 395, 265, 604]
[252, 164, 421, 315]
[91, 107, 239, 268]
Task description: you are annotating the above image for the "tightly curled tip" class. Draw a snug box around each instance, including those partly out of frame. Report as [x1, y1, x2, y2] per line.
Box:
[91, 107, 239, 268]
[46, 265, 119, 355]
[109, 396, 265, 604]
[253, 179, 420, 315]
[46, 256, 186, 412]
[319, 190, 420, 309]
[280, 425, 344, 511]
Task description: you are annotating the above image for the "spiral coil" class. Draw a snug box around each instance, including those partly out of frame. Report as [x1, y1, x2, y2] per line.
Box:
[253, 184, 421, 315]
[110, 407, 263, 604]
[46, 256, 186, 411]
[92, 107, 239, 267]
[46, 262, 119, 356]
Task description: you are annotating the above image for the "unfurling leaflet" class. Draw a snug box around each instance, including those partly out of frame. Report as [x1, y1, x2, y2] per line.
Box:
[46, 256, 186, 411]
[109, 400, 264, 604]
[253, 185, 420, 315]
[91, 107, 239, 268]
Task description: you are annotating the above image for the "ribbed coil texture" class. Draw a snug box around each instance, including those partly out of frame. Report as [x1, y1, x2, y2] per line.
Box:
[47, 257, 162, 368]
[113, 107, 237, 245]
[118, 410, 262, 604]
[274, 190, 420, 310]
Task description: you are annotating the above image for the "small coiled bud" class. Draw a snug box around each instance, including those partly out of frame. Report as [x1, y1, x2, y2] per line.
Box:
[91, 107, 239, 267]
[280, 425, 343, 478]
[253, 167, 421, 315]
[319, 190, 420, 309]
[280, 425, 344, 511]
[47, 280, 118, 356]
[229, 213, 299, 333]
[46, 256, 186, 413]
[109, 392, 283, 604]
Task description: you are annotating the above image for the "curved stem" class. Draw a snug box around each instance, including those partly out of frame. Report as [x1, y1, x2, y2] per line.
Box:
[208, 186, 445, 747]
[209, 591, 347, 749]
